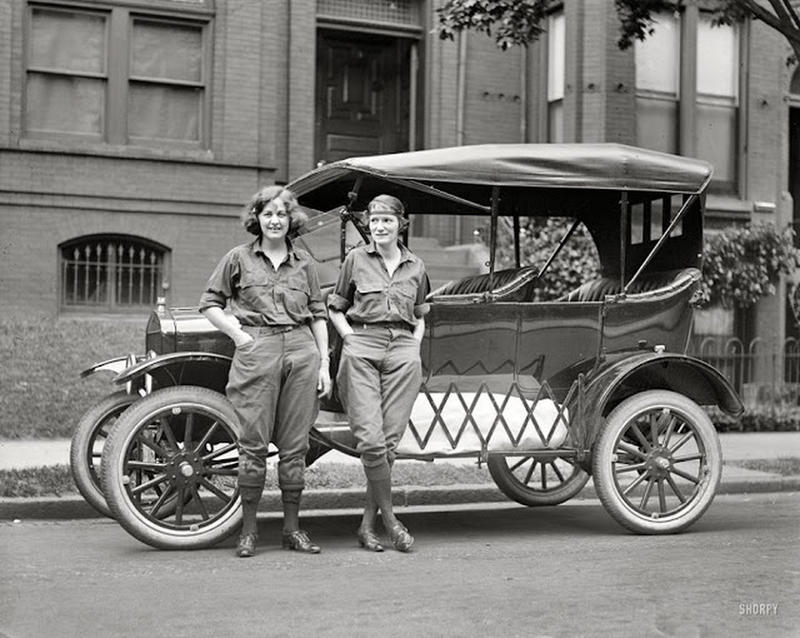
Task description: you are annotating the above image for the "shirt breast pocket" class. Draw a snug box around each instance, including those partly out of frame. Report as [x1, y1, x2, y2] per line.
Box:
[355, 284, 387, 315]
[238, 274, 271, 310]
[392, 280, 418, 311]
[282, 280, 310, 316]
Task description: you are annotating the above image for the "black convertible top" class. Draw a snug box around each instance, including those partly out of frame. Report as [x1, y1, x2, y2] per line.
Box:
[290, 143, 713, 213]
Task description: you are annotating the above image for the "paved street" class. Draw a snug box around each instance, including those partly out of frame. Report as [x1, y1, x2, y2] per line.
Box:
[1, 493, 798, 638]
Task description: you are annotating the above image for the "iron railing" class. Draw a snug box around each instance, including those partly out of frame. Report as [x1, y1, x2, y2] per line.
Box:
[688, 335, 800, 407]
[61, 239, 164, 312]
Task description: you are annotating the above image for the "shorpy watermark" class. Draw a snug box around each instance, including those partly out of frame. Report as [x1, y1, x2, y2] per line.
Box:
[738, 601, 779, 616]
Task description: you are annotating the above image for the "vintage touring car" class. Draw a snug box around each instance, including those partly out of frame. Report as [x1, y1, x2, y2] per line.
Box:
[71, 143, 744, 549]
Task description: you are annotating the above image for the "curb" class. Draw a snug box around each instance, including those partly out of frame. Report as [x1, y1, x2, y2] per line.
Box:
[2, 477, 799, 521]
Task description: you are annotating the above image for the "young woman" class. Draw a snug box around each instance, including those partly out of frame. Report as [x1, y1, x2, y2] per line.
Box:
[328, 194, 429, 552]
[199, 186, 331, 558]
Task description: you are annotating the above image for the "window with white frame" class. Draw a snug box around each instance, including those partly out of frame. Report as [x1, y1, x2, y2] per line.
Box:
[635, 10, 740, 192]
[60, 235, 168, 312]
[546, 10, 565, 143]
[634, 12, 680, 154]
[695, 13, 739, 187]
[24, 2, 210, 148]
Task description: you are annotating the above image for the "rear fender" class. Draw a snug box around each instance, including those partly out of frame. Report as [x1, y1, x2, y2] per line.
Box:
[580, 352, 743, 446]
[113, 352, 233, 394]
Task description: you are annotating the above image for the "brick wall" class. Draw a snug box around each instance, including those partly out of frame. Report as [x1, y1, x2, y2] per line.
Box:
[1, 0, 795, 325]
[1, 203, 248, 316]
[746, 20, 790, 207]
[0, 147, 260, 316]
[463, 36, 524, 145]
[0, 0, 285, 319]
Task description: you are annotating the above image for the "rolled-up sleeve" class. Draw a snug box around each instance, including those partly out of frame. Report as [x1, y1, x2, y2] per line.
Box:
[414, 270, 431, 318]
[305, 260, 328, 321]
[327, 252, 354, 313]
[198, 251, 236, 312]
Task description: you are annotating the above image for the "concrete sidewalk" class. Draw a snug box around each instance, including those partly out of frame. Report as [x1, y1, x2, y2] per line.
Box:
[1, 432, 798, 520]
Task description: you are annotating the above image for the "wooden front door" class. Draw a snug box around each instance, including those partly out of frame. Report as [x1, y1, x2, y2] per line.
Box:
[316, 30, 411, 164]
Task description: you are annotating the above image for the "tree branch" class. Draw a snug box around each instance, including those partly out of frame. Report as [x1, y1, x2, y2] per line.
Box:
[779, 0, 800, 31]
[744, 0, 785, 32]
[761, 0, 800, 47]
[767, 0, 795, 28]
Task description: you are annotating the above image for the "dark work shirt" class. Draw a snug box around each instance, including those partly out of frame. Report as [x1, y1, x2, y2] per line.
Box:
[327, 242, 429, 326]
[199, 240, 326, 326]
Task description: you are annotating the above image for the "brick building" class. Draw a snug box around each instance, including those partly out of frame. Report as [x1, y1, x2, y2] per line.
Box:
[1, 0, 797, 362]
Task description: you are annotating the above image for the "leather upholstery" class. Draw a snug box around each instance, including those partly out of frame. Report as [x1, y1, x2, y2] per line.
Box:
[428, 267, 700, 303]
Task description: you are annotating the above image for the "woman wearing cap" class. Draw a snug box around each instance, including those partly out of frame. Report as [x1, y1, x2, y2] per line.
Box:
[199, 185, 331, 558]
[328, 194, 429, 552]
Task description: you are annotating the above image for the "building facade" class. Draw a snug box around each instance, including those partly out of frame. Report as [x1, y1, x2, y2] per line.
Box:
[1, 0, 796, 359]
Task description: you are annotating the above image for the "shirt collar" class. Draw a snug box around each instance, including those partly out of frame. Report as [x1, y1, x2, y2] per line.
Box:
[251, 238, 297, 263]
[366, 240, 414, 264]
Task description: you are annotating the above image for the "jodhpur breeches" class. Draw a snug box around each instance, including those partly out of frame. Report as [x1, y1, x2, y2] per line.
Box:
[226, 325, 320, 491]
[336, 326, 422, 477]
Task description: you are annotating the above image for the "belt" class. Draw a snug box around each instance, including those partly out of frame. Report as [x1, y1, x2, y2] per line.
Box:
[241, 324, 300, 336]
[352, 321, 412, 332]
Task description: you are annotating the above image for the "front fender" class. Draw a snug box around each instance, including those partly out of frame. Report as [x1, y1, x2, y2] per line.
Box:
[113, 351, 233, 394]
[580, 351, 743, 444]
[80, 354, 143, 378]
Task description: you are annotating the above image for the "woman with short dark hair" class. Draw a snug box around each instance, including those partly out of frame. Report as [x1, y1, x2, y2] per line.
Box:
[328, 194, 429, 553]
[200, 185, 331, 558]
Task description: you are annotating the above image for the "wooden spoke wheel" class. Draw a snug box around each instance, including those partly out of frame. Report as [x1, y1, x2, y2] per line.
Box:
[70, 391, 137, 518]
[101, 386, 242, 550]
[488, 453, 589, 506]
[592, 390, 722, 534]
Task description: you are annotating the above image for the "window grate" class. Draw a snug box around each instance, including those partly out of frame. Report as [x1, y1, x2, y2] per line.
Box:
[60, 237, 165, 311]
[317, 0, 420, 26]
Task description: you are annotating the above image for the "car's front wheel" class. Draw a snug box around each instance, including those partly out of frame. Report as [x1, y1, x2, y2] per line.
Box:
[101, 386, 242, 550]
[592, 390, 722, 534]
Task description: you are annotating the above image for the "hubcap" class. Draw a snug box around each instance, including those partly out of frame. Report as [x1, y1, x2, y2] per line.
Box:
[645, 446, 673, 478]
[167, 452, 203, 487]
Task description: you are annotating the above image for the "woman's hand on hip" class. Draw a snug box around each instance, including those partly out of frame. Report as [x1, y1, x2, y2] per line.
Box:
[232, 330, 254, 348]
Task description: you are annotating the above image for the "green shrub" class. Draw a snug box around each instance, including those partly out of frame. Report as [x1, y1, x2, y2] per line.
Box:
[697, 223, 799, 308]
[0, 317, 143, 439]
[706, 405, 800, 432]
[495, 217, 600, 300]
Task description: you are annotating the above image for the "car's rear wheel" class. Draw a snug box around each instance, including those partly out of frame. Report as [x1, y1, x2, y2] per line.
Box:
[101, 386, 242, 550]
[592, 390, 721, 534]
[70, 391, 137, 518]
[487, 454, 589, 506]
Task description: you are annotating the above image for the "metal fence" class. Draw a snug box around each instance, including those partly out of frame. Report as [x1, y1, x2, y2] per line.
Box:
[688, 336, 800, 408]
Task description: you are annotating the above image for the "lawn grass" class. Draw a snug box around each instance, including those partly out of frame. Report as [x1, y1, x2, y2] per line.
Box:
[1, 317, 143, 438]
[4, 457, 800, 499]
[1, 460, 494, 498]
[727, 457, 800, 476]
